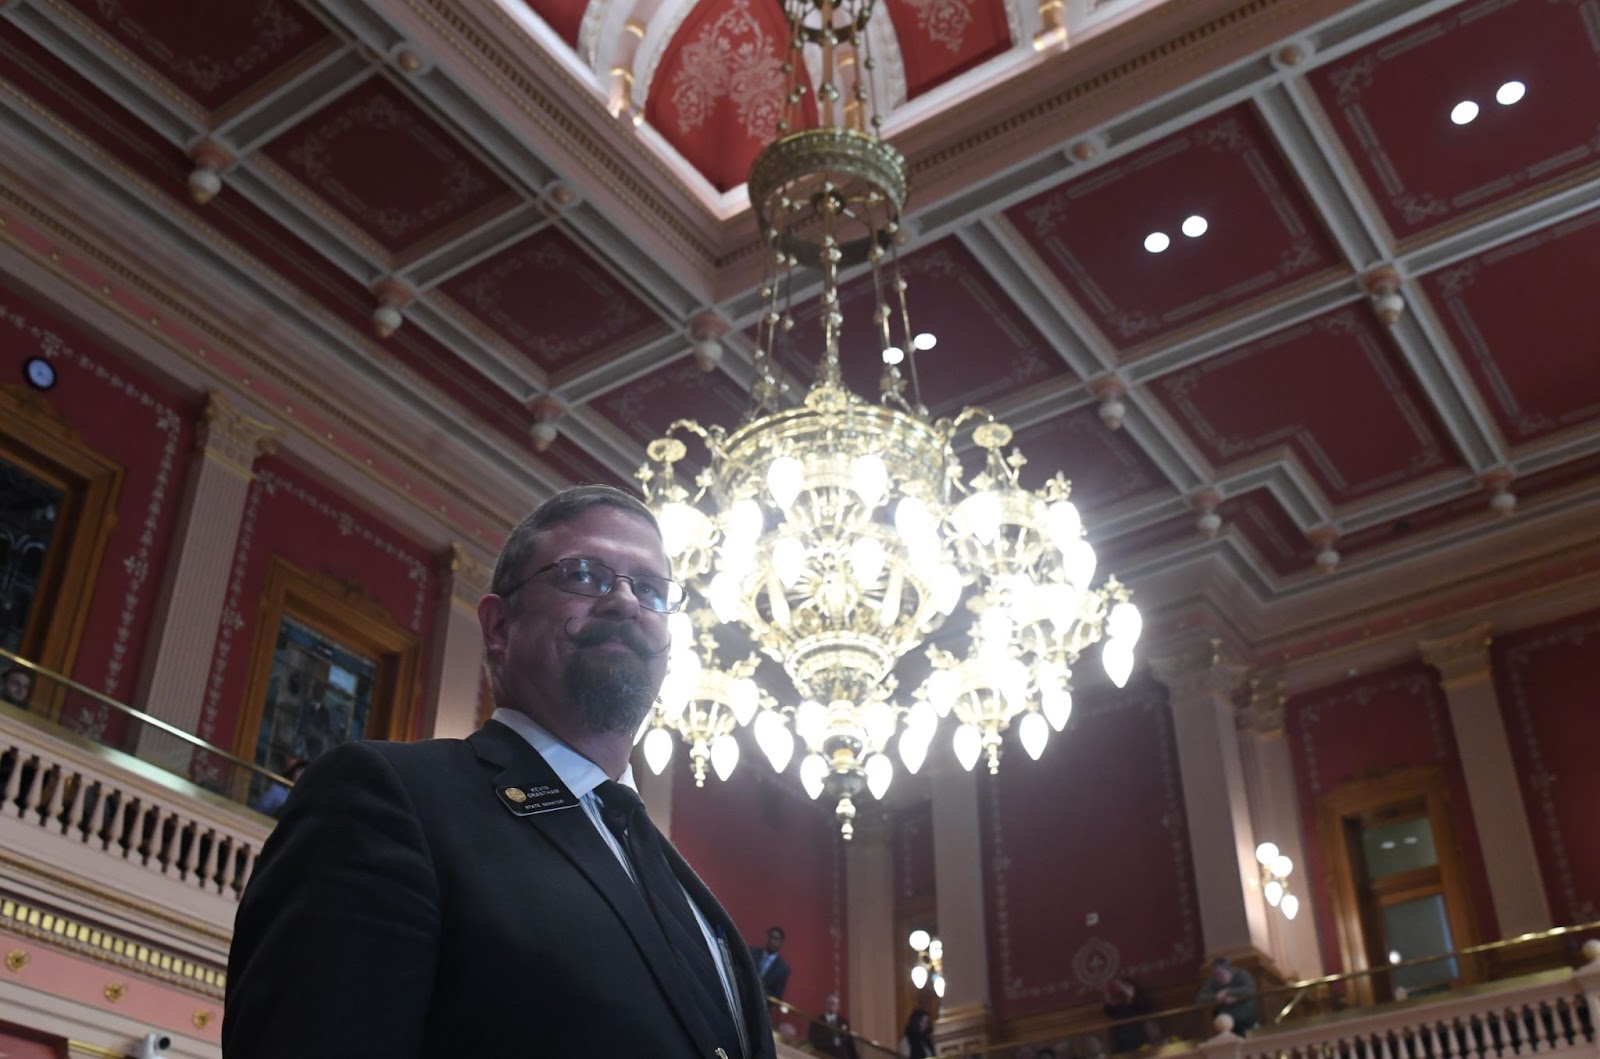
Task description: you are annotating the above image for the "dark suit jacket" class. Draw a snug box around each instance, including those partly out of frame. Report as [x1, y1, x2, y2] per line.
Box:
[224, 721, 777, 1059]
[748, 944, 790, 999]
[808, 1014, 859, 1059]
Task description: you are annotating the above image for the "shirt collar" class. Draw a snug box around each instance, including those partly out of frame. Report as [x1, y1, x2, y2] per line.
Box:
[491, 707, 636, 798]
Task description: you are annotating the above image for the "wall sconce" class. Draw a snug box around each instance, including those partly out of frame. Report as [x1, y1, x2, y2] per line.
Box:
[1255, 841, 1299, 920]
[908, 929, 945, 997]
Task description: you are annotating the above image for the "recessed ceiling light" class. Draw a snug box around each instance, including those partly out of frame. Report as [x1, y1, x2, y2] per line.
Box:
[1496, 80, 1526, 106]
[1144, 232, 1170, 253]
[882, 346, 904, 365]
[1450, 100, 1479, 125]
[912, 332, 937, 351]
[1181, 215, 1208, 238]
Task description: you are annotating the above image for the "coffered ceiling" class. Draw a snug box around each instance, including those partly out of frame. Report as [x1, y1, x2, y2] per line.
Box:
[2, 0, 1598, 665]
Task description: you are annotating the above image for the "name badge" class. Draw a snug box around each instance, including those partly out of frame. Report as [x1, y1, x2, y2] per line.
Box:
[497, 782, 580, 816]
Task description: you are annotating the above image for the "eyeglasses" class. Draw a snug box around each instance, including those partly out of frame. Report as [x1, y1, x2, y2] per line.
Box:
[504, 557, 686, 614]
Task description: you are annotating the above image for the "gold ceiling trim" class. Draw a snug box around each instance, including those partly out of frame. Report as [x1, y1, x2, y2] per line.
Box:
[0, 173, 521, 541]
[0, 849, 234, 948]
[0, 894, 225, 1000]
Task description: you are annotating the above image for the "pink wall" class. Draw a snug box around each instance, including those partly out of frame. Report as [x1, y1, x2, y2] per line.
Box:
[669, 756, 845, 1016]
[0, 1023, 65, 1059]
[1493, 607, 1600, 925]
[0, 279, 193, 731]
[199, 453, 437, 754]
[981, 676, 1200, 1019]
[1286, 660, 1497, 972]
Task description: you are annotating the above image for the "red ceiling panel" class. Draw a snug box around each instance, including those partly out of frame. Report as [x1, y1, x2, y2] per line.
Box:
[1310, 0, 1600, 241]
[1148, 305, 1459, 505]
[1420, 207, 1600, 447]
[592, 356, 755, 446]
[1007, 404, 1168, 510]
[643, 0, 812, 192]
[438, 225, 672, 376]
[262, 75, 517, 252]
[60, 0, 336, 112]
[770, 236, 1073, 416]
[0, 20, 188, 195]
[514, 0, 585, 50]
[1005, 104, 1341, 351]
[882, 0, 1012, 99]
[539, 438, 631, 489]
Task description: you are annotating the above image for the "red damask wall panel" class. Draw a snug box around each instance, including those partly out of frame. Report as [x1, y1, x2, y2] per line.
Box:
[0, 279, 193, 721]
[199, 454, 437, 753]
[1493, 608, 1600, 925]
[670, 760, 844, 1017]
[981, 677, 1200, 1019]
[1286, 662, 1497, 973]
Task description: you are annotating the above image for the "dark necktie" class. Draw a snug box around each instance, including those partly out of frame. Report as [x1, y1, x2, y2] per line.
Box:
[595, 780, 744, 1057]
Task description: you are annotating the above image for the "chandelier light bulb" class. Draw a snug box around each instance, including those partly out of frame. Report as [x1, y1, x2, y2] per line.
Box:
[799, 753, 828, 799]
[850, 536, 886, 587]
[911, 964, 928, 990]
[658, 501, 713, 559]
[953, 724, 983, 771]
[1102, 637, 1135, 688]
[1281, 894, 1300, 920]
[1255, 841, 1280, 865]
[851, 453, 889, 509]
[928, 938, 943, 961]
[1107, 602, 1143, 646]
[708, 572, 742, 624]
[1264, 879, 1284, 907]
[909, 929, 931, 952]
[978, 607, 1015, 648]
[926, 670, 959, 717]
[644, 727, 675, 775]
[1496, 80, 1526, 106]
[895, 497, 940, 559]
[756, 711, 796, 773]
[767, 455, 804, 509]
[864, 700, 897, 747]
[773, 536, 809, 588]
[1272, 854, 1294, 878]
[1041, 684, 1073, 732]
[1019, 711, 1049, 760]
[710, 733, 740, 781]
[1047, 500, 1082, 547]
[795, 700, 827, 748]
[726, 498, 765, 544]
[1450, 100, 1479, 125]
[1144, 232, 1170, 254]
[933, 973, 946, 998]
[865, 753, 894, 799]
[882, 345, 904, 365]
[913, 332, 937, 351]
[731, 677, 761, 727]
[1062, 538, 1098, 589]
[955, 490, 1002, 546]
[899, 727, 930, 774]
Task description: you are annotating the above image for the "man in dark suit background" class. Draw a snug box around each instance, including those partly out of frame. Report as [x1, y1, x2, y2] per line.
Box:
[224, 485, 776, 1059]
[750, 925, 790, 999]
[808, 992, 860, 1059]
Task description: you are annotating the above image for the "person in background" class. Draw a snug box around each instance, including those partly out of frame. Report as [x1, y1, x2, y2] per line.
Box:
[899, 1008, 935, 1059]
[750, 925, 790, 999]
[1196, 957, 1259, 1036]
[1, 666, 33, 707]
[249, 757, 306, 818]
[808, 992, 859, 1059]
[1104, 975, 1155, 1053]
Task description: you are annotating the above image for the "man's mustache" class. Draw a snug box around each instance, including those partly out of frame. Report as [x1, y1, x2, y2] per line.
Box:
[564, 617, 669, 658]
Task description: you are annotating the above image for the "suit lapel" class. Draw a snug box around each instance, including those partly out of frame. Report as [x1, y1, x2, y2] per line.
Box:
[665, 839, 776, 1059]
[467, 723, 724, 1058]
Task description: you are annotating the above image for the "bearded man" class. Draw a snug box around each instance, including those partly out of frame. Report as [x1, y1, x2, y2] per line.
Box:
[225, 485, 777, 1059]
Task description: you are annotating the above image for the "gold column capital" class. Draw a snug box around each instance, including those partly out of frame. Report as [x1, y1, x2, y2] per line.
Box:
[1417, 621, 1493, 688]
[1148, 637, 1249, 704]
[444, 542, 494, 611]
[198, 391, 279, 478]
[1236, 673, 1287, 738]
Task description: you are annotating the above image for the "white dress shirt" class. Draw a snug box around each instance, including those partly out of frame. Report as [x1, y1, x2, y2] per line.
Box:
[490, 709, 748, 1055]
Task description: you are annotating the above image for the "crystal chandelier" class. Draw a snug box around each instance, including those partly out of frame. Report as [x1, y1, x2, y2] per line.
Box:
[634, 0, 1141, 837]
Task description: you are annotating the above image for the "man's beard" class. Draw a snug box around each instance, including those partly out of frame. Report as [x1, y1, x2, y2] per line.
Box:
[563, 618, 661, 734]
